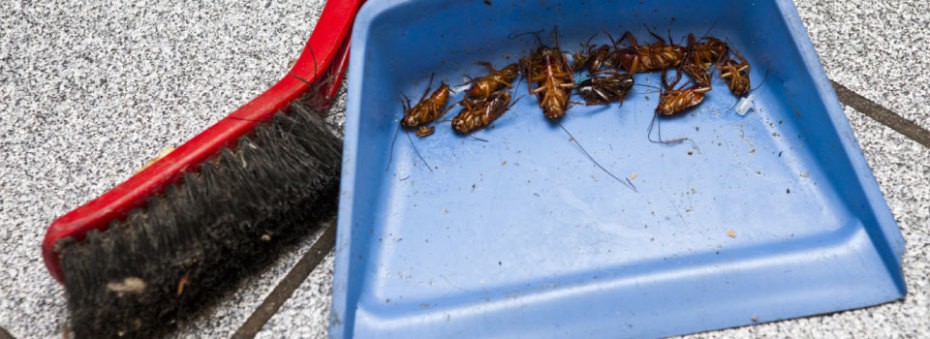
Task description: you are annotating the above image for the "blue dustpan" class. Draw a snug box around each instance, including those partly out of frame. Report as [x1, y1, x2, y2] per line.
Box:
[332, 0, 906, 337]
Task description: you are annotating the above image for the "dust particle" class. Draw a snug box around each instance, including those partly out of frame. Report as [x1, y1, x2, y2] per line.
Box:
[107, 277, 146, 296]
[629, 172, 638, 181]
[136, 147, 175, 174]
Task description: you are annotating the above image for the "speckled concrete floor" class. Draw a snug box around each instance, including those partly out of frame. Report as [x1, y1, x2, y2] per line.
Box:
[1, 0, 927, 338]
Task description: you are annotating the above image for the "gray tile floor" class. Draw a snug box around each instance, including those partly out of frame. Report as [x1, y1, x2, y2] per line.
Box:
[1, 0, 927, 338]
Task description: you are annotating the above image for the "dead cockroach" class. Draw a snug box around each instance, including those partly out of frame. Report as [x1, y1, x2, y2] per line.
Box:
[388, 75, 450, 172]
[400, 75, 454, 128]
[529, 47, 573, 120]
[572, 33, 616, 74]
[464, 62, 519, 99]
[452, 90, 518, 134]
[681, 33, 728, 86]
[615, 29, 685, 74]
[717, 48, 751, 97]
[577, 71, 634, 106]
[517, 30, 633, 190]
[656, 68, 711, 116]
[523, 29, 574, 120]
[646, 68, 708, 148]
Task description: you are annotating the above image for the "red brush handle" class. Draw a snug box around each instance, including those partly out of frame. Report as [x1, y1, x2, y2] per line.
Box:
[43, 0, 364, 282]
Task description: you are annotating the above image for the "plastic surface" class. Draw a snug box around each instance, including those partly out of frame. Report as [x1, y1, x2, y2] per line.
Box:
[333, 0, 906, 337]
[43, 0, 363, 282]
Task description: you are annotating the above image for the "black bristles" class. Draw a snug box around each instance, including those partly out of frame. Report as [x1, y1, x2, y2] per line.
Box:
[57, 101, 342, 338]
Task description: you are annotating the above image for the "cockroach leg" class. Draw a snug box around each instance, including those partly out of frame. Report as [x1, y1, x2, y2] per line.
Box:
[476, 61, 496, 72]
[416, 126, 435, 138]
[419, 73, 436, 103]
[619, 31, 639, 47]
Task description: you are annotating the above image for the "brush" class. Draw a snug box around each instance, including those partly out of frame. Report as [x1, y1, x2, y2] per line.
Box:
[41, 0, 363, 337]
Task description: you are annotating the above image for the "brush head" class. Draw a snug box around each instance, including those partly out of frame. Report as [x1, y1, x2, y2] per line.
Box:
[56, 101, 342, 338]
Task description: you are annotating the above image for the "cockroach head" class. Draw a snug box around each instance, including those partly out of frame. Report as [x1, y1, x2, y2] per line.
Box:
[401, 114, 421, 128]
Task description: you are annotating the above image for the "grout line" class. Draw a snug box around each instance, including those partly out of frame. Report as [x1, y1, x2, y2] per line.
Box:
[232, 219, 337, 339]
[0, 326, 14, 339]
[832, 81, 930, 149]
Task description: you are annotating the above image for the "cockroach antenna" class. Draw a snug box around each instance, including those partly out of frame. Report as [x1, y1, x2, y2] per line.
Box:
[387, 122, 401, 171]
[420, 73, 437, 103]
[642, 24, 659, 39]
[647, 107, 702, 153]
[698, 18, 720, 41]
[231, 50, 325, 125]
[405, 128, 433, 173]
[751, 68, 771, 91]
[507, 29, 546, 45]
[287, 47, 338, 113]
[632, 83, 663, 95]
[288, 47, 319, 84]
[468, 134, 489, 143]
[556, 122, 637, 192]
[551, 25, 561, 49]
[602, 29, 619, 48]
[583, 32, 599, 48]
[646, 111, 689, 146]
[668, 29, 679, 46]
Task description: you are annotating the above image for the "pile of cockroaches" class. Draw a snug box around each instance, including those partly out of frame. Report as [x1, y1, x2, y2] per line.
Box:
[399, 27, 752, 139]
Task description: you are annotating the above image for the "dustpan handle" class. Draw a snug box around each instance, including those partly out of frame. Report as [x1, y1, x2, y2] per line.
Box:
[43, 0, 364, 282]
